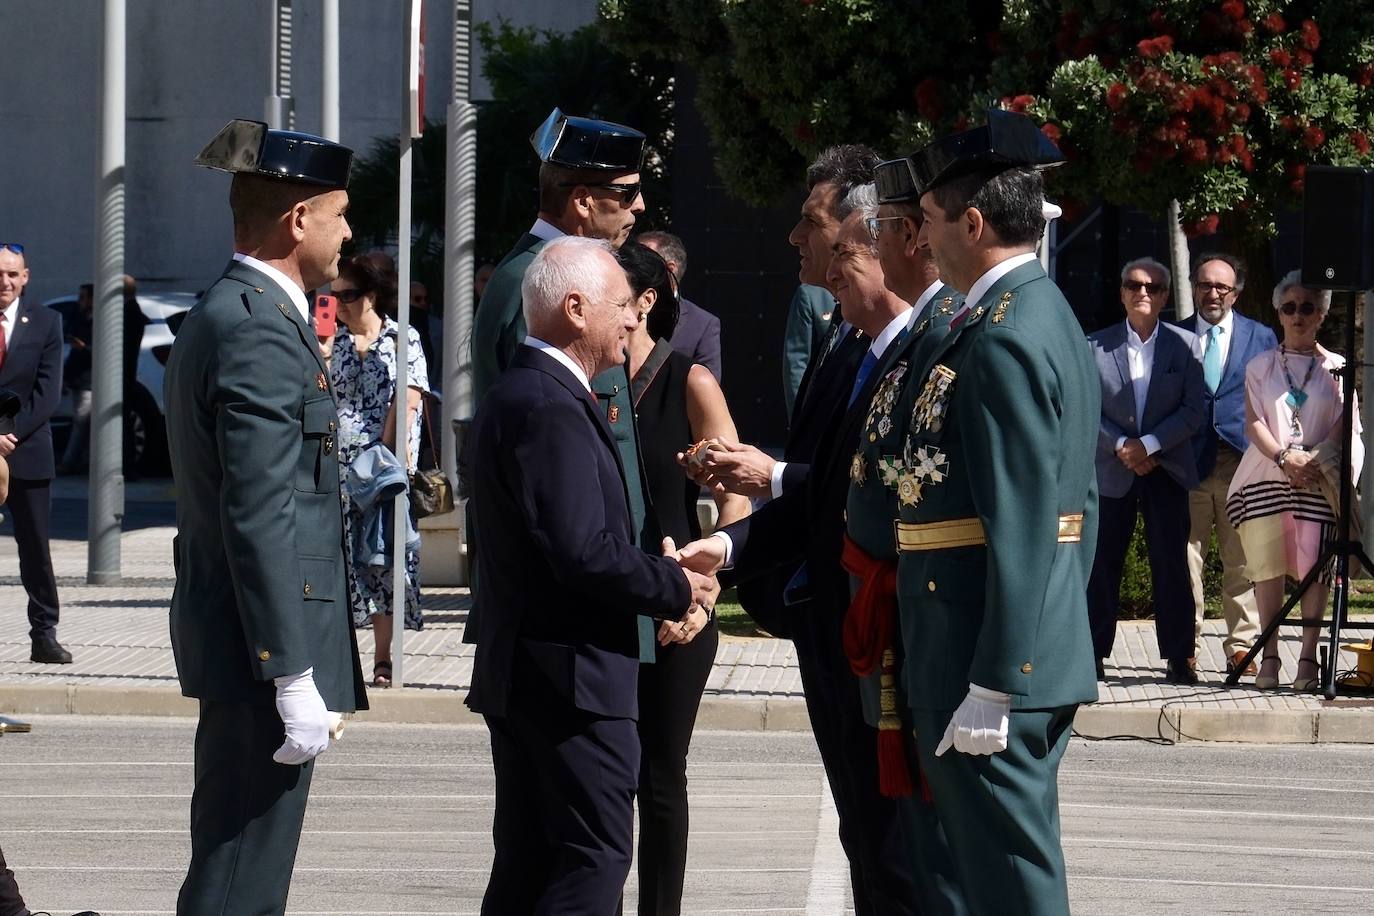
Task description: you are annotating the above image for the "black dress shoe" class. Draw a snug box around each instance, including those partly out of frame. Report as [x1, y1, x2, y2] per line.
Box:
[1165, 657, 1198, 685]
[31, 640, 74, 664]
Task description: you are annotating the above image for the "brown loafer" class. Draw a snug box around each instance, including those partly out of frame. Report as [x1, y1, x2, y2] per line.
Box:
[1226, 651, 1258, 676]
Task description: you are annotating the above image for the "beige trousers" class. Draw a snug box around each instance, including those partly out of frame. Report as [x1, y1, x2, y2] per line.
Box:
[1188, 446, 1259, 657]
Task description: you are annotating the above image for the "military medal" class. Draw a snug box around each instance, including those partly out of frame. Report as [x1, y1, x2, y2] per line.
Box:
[877, 456, 902, 487]
[910, 364, 956, 435]
[850, 452, 868, 485]
[896, 471, 923, 508]
[864, 362, 907, 444]
[316, 371, 328, 391]
[608, 404, 620, 423]
[910, 446, 949, 486]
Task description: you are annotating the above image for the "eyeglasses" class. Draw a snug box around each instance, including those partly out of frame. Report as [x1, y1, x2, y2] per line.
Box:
[1122, 281, 1167, 295]
[559, 180, 642, 203]
[0, 243, 23, 255]
[332, 288, 365, 304]
[1194, 281, 1237, 295]
[1280, 300, 1318, 316]
[864, 216, 906, 240]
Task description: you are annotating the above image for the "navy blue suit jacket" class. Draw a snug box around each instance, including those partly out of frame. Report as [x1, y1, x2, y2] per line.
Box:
[1180, 312, 1277, 478]
[1088, 321, 1204, 497]
[670, 297, 722, 382]
[0, 301, 62, 480]
[465, 344, 690, 721]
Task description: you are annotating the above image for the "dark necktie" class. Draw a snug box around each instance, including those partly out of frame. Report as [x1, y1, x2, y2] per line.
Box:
[848, 349, 879, 408]
[0, 312, 8, 372]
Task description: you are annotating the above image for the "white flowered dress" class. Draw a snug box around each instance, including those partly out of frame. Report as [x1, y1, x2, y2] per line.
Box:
[331, 318, 429, 630]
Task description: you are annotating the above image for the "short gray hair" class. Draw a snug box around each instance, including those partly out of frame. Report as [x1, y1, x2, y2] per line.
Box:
[1120, 257, 1171, 289]
[521, 236, 618, 330]
[637, 230, 687, 280]
[1272, 268, 1332, 315]
[837, 182, 879, 222]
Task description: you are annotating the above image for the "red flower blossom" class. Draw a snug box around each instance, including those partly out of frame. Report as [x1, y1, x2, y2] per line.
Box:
[1263, 13, 1286, 33]
[1136, 35, 1173, 59]
[1220, 0, 1245, 22]
[1186, 214, 1221, 237]
[1237, 18, 1253, 35]
[1284, 69, 1302, 91]
[1280, 115, 1302, 134]
[1041, 123, 1062, 143]
[1351, 132, 1371, 156]
[915, 78, 943, 120]
[1184, 139, 1210, 165]
[1301, 19, 1320, 51]
[1229, 135, 1248, 153]
[1007, 94, 1036, 113]
[1106, 82, 1128, 111]
[1239, 150, 1255, 172]
[1359, 65, 1374, 87]
[1149, 10, 1168, 31]
[1303, 126, 1326, 150]
[1270, 48, 1291, 67]
[1295, 49, 1313, 68]
[1288, 163, 1306, 193]
[1233, 102, 1251, 121]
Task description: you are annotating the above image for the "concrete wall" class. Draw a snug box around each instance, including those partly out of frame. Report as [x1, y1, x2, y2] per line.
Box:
[0, 0, 593, 304]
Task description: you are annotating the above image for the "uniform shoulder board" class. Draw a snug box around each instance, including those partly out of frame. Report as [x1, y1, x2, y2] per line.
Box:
[937, 296, 955, 315]
[990, 289, 1016, 325]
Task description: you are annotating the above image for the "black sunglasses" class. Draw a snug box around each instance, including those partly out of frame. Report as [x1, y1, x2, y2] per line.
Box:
[1122, 281, 1166, 295]
[559, 180, 642, 202]
[0, 243, 24, 255]
[1280, 300, 1318, 316]
[332, 288, 365, 304]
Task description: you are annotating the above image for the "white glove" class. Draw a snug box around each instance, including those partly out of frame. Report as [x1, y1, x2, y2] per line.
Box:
[272, 667, 332, 765]
[935, 683, 1011, 757]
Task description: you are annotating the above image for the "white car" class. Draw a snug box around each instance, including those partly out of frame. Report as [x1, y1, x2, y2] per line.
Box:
[44, 291, 198, 475]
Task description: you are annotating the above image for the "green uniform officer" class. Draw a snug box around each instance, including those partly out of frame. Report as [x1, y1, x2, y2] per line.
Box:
[894, 111, 1100, 915]
[782, 283, 837, 417]
[167, 120, 369, 915]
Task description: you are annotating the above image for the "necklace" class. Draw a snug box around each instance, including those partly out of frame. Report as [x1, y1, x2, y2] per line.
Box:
[1279, 345, 1318, 440]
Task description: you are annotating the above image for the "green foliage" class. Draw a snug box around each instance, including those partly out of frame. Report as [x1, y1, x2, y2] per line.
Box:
[347, 21, 676, 283]
[599, 1, 1374, 239]
[1118, 515, 1224, 619]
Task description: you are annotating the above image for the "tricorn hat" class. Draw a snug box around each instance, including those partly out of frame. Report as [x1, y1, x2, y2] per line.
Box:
[909, 109, 1065, 196]
[195, 119, 353, 189]
[874, 157, 920, 205]
[530, 108, 646, 172]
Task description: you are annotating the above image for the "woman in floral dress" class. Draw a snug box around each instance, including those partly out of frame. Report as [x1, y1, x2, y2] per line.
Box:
[325, 254, 428, 687]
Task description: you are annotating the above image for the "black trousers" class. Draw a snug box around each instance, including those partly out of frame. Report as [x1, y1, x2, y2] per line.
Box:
[635, 621, 719, 916]
[793, 601, 922, 916]
[177, 700, 315, 916]
[483, 677, 639, 915]
[1087, 469, 1195, 662]
[5, 478, 59, 644]
[0, 844, 27, 916]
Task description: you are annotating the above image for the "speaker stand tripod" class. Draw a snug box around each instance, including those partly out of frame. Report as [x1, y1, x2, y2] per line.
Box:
[1224, 305, 1372, 700]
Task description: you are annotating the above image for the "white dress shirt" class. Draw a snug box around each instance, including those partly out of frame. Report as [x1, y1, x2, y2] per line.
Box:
[1, 300, 17, 349]
[524, 335, 590, 393]
[232, 253, 310, 324]
[948, 251, 1038, 324]
[1193, 306, 1235, 369]
[1118, 320, 1162, 455]
[910, 278, 946, 323]
[529, 218, 565, 243]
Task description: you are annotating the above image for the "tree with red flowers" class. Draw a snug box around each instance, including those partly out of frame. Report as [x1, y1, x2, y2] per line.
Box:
[600, 0, 1374, 246]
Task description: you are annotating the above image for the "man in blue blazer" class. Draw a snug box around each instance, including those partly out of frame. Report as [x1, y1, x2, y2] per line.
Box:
[0, 243, 68, 665]
[1087, 258, 1205, 683]
[1182, 253, 1275, 674]
[466, 236, 717, 914]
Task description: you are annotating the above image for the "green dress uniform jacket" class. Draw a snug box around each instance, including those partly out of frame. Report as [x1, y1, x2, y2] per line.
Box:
[164, 260, 367, 712]
[472, 233, 545, 403]
[893, 259, 1099, 916]
[782, 284, 838, 418]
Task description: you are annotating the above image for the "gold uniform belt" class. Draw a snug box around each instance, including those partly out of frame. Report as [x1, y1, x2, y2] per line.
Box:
[895, 513, 1084, 552]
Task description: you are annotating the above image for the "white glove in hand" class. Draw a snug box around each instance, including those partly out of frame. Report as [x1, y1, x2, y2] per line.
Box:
[272, 667, 332, 765]
[935, 683, 1011, 757]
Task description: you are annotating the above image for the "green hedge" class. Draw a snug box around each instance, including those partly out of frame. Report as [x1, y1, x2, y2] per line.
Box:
[1117, 515, 1224, 619]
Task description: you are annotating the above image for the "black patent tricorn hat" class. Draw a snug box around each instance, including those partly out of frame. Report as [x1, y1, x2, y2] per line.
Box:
[909, 109, 1065, 196]
[874, 157, 920, 205]
[530, 108, 646, 172]
[195, 119, 352, 189]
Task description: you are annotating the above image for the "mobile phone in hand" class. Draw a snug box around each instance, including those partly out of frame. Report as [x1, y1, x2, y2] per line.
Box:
[314, 294, 338, 339]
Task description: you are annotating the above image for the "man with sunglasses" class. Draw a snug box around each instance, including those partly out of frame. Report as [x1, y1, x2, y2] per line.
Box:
[1086, 258, 1205, 685]
[0, 241, 70, 665]
[1180, 253, 1275, 676]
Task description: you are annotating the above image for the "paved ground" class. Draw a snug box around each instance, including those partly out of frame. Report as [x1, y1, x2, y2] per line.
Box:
[5, 480, 1374, 741]
[3, 716, 1374, 915]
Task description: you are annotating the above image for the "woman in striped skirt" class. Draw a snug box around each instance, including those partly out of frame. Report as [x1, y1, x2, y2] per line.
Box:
[1225, 270, 1362, 690]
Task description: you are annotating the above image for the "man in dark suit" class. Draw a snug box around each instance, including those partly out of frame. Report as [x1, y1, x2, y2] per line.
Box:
[638, 230, 723, 381]
[165, 120, 368, 915]
[681, 157, 928, 915]
[1182, 252, 1275, 674]
[0, 242, 68, 664]
[1087, 258, 1205, 684]
[467, 235, 716, 913]
[471, 108, 648, 404]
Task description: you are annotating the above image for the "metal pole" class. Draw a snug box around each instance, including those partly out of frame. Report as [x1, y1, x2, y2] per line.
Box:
[88, 0, 125, 584]
[321, 0, 339, 141]
[265, 0, 293, 129]
[445, 0, 476, 583]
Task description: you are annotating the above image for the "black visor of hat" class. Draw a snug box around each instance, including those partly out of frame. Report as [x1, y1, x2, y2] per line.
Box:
[909, 109, 1065, 196]
[195, 119, 353, 189]
[530, 108, 646, 172]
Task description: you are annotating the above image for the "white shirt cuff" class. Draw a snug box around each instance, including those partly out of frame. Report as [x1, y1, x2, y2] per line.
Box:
[769, 461, 787, 500]
[711, 530, 734, 568]
[1140, 434, 1162, 456]
[1115, 436, 1126, 451]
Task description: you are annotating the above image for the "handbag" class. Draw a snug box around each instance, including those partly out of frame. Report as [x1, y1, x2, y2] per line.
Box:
[408, 392, 454, 519]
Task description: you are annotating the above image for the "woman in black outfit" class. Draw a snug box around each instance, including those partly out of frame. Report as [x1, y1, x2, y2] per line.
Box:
[619, 242, 750, 915]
